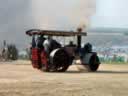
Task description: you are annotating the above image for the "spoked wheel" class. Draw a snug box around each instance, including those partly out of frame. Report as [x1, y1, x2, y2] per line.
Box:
[41, 63, 49, 72]
[40, 51, 49, 72]
[50, 48, 70, 72]
[89, 54, 100, 72]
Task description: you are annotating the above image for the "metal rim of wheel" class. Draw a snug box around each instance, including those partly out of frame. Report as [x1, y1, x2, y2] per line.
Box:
[50, 49, 70, 72]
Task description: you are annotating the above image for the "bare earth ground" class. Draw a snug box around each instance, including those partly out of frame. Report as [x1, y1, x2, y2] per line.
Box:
[0, 60, 128, 96]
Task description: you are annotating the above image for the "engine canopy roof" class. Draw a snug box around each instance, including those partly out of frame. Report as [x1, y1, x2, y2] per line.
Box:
[26, 29, 87, 37]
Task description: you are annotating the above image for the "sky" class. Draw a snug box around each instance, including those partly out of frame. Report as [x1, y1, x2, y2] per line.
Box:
[0, 0, 95, 48]
[0, 0, 32, 48]
[91, 0, 128, 28]
[0, 0, 128, 49]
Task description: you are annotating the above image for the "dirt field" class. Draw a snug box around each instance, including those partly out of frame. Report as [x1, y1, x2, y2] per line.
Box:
[0, 60, 128, 96]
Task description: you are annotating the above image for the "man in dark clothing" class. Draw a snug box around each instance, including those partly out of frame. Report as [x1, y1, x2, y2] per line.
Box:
[43, 36, 61, 55]
[37, 35, 46, 49]
[32, 35, 36, 48]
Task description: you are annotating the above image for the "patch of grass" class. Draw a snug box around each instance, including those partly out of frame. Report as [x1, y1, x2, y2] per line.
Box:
[101, 61, 128, 64]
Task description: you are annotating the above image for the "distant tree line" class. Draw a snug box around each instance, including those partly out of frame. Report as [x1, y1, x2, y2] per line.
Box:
[1, 40, 18, 61]
[7, 44, 18, 60]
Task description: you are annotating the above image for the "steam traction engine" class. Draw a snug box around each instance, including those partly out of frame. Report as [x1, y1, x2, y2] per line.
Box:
[26, 29, 100, 72]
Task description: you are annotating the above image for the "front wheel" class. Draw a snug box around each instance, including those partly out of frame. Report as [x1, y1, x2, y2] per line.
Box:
[89, 54, 100, 72]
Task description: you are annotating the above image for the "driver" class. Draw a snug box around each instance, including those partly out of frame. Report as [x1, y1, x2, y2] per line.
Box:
[43, 36, 61, 55]
[37, 35, 46, 49]
[43, 36, 52, 55]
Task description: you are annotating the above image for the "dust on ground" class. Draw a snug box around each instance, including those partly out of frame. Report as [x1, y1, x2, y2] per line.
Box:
[0, 60, 128, 96]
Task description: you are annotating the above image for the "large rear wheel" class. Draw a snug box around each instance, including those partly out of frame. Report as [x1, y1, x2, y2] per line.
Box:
[40, 51, 49, 72]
